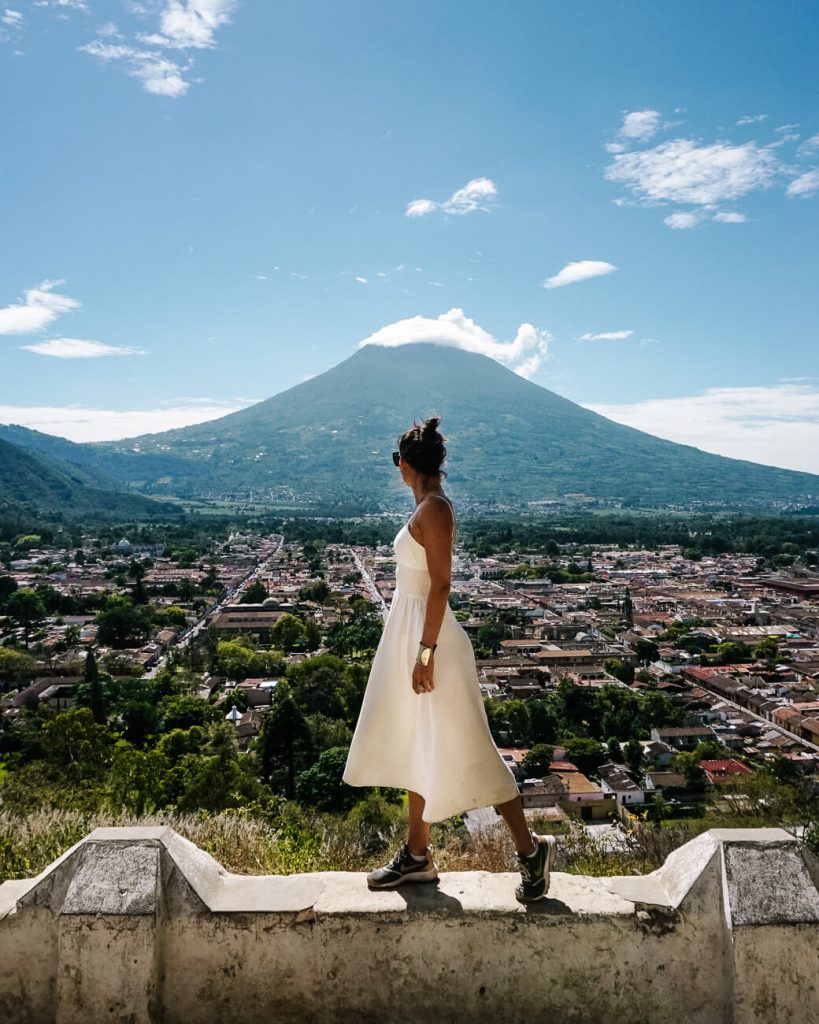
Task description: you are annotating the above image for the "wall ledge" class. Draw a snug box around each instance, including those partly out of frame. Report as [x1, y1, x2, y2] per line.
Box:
[1, 826, 817, 1024]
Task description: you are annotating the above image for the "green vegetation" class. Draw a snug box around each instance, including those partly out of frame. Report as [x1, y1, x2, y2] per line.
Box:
[2, 502, 818, 889]
[484, 679, 682, 750]
[458, 513, 819, 566]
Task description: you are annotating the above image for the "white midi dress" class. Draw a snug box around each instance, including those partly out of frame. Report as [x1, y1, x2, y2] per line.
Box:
[342, 517, 520, 822]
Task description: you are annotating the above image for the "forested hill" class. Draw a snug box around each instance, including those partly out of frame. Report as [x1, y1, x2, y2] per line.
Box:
[0, 436, 174, 520]
[81, 343, 819, 510]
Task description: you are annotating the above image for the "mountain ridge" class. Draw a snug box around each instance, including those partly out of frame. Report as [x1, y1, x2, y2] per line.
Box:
[0, 435, 177, 520]
[4, 343, 818, 511]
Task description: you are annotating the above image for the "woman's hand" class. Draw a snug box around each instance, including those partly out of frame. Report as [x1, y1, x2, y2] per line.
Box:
[412, 657, 435, 695]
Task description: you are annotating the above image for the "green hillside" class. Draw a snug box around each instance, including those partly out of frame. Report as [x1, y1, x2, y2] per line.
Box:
[0, 436, 174, 519]
[82, 343, 819, 511]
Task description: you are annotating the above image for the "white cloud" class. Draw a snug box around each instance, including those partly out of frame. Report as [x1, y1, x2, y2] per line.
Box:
[405, 199, 438, 217]
[357, 308, 550, 378]
[513, 352, 543, 379]
[585, 383, 819, 475]
[1, 9, 23, 27]
[139, 0, 236, 49]
[79, 0, 235, 96]
[737, 114, 767, 126]
[620, 109, 663, 141]
[0, 397, 257, 442]
[542, 260, 616, 289]
[96, 20, 123, 38]
[664, 210, 703, 230]
[798, 133, 819, 155]
[406, 177, 497, 218]
[786, 170, 819, 198]
[606, 138, 781, 208]
[79, 39, 191, 96]
[712, 211, 746, 223]
[0, 279, 80, 335]
[19, 338, 147, 358]
[770, 132, 800, 149]
[33, 0, 88, 11]
[355, 276, 368, 284]
[605, 109, 666, 153]
[577, 330, 634, 342]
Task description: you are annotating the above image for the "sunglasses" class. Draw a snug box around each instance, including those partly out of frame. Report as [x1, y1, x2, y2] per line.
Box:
[392, 450, 401, 467]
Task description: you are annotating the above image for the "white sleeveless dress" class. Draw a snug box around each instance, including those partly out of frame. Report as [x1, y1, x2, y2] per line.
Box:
[342, 514, 520, 822]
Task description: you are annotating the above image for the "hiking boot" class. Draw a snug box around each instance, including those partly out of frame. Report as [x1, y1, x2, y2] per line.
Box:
[515, 833, 557, 904]
[367, 842, 439, 889]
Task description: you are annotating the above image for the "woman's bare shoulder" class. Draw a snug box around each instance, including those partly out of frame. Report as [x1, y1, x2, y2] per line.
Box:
[418, 493, 455, 532]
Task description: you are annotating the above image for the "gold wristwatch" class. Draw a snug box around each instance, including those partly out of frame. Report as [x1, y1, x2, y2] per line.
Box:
[416, 642, 437, 666]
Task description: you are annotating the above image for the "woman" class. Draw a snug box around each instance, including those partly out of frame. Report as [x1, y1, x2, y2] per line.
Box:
[342, 416, 557, 903]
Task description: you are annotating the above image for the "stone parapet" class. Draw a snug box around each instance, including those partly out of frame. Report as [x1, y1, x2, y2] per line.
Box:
[1, 826, 817, 1023]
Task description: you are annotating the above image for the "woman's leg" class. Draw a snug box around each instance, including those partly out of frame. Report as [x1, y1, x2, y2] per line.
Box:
[407, 790, 431, 855]
[495, 794, 537, 855]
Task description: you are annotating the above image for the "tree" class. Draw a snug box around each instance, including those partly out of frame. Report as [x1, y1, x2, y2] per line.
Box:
[0, 647, 36, 683]
[635, 638, 660, 665]
[606, 737, 624, 763]
[714, 641, 751, 665]
[295, 746, 358, 812]
[63, 624, 81, 650]
[299, 580, 330, 604]
[0, 574, 18, 606]
[764, 754, 801, 785]
[258, 682, 313, 797]
[305, 713, 353, 754]
[675, 751, 708, 791]
[7, 588, 47, 648]
[521, 744, 554, 775]
[157, 695, 220, 731]
[752, 637, 780, 666]
[107, 741, 171, 815]
[622, 587, 634, 627]
[287, 654, 352, 719]
[242, 580, 268, 604]
[624, 738, 644, 774]
[95, 595, 153, 649]
[156, 725, 208, 763]
[84, 648, 106, 724]
[271, 613, 307, 653]
[562, 737, 607, 777]
[120, 701, 161, 747]
[304, 619, 322, 652]
[166, 723, 267, 813]
[476, 618, 508, 657]
[527, 699, 558, 744]
[216, 638, 256, 680]
[603, 658, 635, 685]
[40, 708, 112, 780]
[325, 603, 383, 658]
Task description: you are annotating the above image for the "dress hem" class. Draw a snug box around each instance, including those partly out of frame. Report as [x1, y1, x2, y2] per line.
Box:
[342, 772, 520, 823]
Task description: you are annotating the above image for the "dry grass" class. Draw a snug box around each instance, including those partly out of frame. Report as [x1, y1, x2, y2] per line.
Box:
[0, 804, 707, 882]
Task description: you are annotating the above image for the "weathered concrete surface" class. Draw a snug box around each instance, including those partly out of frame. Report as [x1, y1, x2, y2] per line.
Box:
[721, 838, 819, 1024]
[0, 826, 816, 1024]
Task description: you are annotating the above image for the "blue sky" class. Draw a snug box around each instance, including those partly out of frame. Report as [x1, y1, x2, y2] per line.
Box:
[1, 1, 818, 472]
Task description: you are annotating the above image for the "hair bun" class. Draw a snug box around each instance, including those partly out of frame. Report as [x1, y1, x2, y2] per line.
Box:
[397, 416, 447, 478]
[421, 416, 441, 440]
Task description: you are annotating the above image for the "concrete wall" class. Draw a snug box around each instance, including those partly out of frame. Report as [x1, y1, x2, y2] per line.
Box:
[1, 826, 817, 1024]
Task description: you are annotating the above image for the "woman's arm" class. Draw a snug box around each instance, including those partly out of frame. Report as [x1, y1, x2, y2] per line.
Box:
[411, 496, 453, 694]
